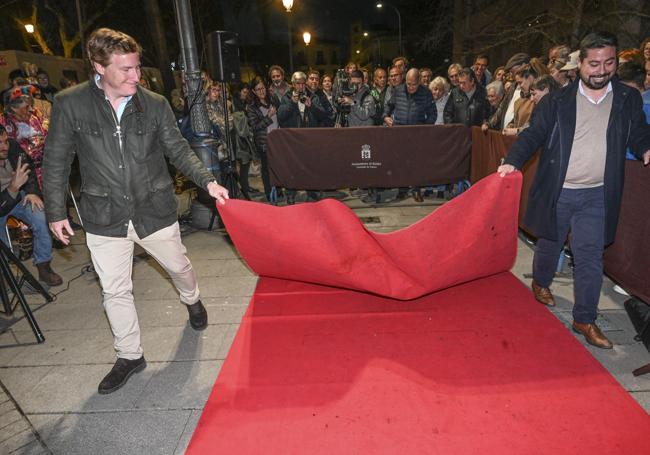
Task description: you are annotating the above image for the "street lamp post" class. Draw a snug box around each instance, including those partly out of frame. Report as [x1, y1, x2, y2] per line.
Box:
[303, 31, 311, 67]
[282, 0, 294, 73]
[75, 0, 85, 59]
[376, 2, 402, 56]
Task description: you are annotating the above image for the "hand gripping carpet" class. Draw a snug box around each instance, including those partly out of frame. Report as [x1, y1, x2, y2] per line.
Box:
[187, 173, 650, 454]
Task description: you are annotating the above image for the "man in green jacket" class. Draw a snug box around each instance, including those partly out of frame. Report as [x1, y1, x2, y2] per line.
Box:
[43, 28, 229, 394]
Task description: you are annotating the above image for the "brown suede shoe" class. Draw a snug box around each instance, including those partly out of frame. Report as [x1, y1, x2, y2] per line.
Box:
[572, 322, 613, 349]
[531, 280, 555, 306]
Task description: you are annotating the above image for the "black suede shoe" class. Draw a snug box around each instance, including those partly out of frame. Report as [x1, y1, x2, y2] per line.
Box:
[98, 356, 146, 395]
[187, 300, 208, 330]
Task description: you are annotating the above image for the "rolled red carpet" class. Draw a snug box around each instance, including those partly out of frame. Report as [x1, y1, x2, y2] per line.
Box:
[217, 173, 521, 300]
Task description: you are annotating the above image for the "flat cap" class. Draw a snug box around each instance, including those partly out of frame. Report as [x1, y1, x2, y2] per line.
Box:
[504, 53, 530, 71]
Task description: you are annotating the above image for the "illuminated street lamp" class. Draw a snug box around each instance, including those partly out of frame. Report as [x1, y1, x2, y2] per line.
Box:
[363, 31, 368, 37]
[376, 2, 402, 55]
[24, 24, 34, 34]
[282, 0, 295, 72]
[303, 31, 311, 46]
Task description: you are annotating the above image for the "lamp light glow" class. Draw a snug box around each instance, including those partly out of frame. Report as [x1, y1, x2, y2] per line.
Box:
[282, 0, 294, 12]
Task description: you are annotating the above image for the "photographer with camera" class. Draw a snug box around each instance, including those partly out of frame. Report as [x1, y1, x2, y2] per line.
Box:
[338, 70, 375, 127]
[278, 72, 325, 203]
[278, 71, 326, 129]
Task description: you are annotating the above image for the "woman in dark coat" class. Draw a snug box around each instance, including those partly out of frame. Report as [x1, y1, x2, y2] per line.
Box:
[246, 78, 279, 202]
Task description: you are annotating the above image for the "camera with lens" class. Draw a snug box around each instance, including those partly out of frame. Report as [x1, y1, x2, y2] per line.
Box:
[293, 90, 308, 103]
[333, 69, 357, 114]
[333, 69, 355, 99]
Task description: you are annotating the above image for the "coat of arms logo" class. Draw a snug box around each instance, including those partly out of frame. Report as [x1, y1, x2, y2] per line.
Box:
[361, 144, 371, 161]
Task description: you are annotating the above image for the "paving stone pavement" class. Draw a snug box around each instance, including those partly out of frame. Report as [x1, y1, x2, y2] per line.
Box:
[1, 191, 649, 454]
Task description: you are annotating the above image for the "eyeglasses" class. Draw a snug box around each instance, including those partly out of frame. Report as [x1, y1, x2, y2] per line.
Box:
[254, 87, 266, 92]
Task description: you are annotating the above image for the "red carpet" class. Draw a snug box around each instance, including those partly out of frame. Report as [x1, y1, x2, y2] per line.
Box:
[188, 172, 649, 453]
[187, 273, 650, 454]
[216, 173, 521, 300]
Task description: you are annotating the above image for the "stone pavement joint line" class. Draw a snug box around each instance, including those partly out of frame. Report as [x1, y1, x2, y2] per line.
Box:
[0, 379, 52, 454]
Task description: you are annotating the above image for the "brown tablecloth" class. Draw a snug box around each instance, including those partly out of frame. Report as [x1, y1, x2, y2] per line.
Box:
[267, 124, 471, 189]
[470, 127, 539, 232]
[604, 161, 650, 304]
[471, 127, 650, 304]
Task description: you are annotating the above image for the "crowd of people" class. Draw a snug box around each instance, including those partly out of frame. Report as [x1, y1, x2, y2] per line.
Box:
[175, 36, 650, 203]
[1, 34, 650, 286]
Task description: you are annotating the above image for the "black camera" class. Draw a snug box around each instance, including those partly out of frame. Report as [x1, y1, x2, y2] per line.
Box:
[332, 69, 355, 99]
[294, 90, 308, 103]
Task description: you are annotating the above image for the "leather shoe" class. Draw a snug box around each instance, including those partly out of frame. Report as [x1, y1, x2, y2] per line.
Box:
[531, 280, 555, 306]
[572, 321, 613, 349]
[187, 300, 208, 330]
[98, 356, 146, 394]
[36, 261, 63, 286]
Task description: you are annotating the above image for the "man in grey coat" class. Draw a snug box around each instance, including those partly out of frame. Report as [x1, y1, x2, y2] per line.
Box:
[43, 28, 229, 394]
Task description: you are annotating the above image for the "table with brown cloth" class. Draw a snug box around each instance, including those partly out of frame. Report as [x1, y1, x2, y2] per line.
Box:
[266, 124, 471, 190]
[604, 161, 650, 304]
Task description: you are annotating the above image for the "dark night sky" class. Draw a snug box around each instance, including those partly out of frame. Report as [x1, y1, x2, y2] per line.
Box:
[225, 0, 401, 46]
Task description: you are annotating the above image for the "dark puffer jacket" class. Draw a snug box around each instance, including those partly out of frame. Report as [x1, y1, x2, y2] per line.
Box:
[43, 81, 214, 238]
[382, 84, 436, 125]
[443, 84, 491, 127]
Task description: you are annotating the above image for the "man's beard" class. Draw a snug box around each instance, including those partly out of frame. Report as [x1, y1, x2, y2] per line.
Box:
[580, 72, 612, 90]
[272, 80, 282, 86]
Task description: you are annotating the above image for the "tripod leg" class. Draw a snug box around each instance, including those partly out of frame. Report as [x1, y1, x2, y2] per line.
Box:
[0, 254, 45, 343]
[0, 243, 51, 302]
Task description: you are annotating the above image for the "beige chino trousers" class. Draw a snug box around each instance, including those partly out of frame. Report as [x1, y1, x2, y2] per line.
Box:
[86, 221, 200, 359]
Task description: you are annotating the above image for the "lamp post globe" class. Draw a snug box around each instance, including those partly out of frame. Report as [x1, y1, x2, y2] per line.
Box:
[282, 0, 294, 12]
[303, 32, 311, 45]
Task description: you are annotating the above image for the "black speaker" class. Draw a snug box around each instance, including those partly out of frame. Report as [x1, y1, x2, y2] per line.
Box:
[206, 31, 241, 83]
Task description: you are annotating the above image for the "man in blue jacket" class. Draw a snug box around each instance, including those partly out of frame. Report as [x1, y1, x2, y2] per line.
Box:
[498, 31, 650, 349]
[383, 68, 435, 126]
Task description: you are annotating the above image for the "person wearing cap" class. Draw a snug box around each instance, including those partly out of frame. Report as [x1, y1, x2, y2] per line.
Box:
[560, 50, 579, 83]
[549, 59, 570, 88]
[498, 32, 650, 350]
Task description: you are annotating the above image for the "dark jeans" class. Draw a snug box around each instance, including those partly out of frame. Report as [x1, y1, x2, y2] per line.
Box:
[533, 186, 605, 324]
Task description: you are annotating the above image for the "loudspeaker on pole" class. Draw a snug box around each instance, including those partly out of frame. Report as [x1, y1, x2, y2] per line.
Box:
[206, 31, 241, 83]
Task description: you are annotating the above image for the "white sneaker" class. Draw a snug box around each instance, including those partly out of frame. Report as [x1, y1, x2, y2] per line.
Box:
[612, 284, 629, 296]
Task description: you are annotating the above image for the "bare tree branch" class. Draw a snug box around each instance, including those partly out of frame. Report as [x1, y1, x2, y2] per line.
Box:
[13, 4, 54, 55]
